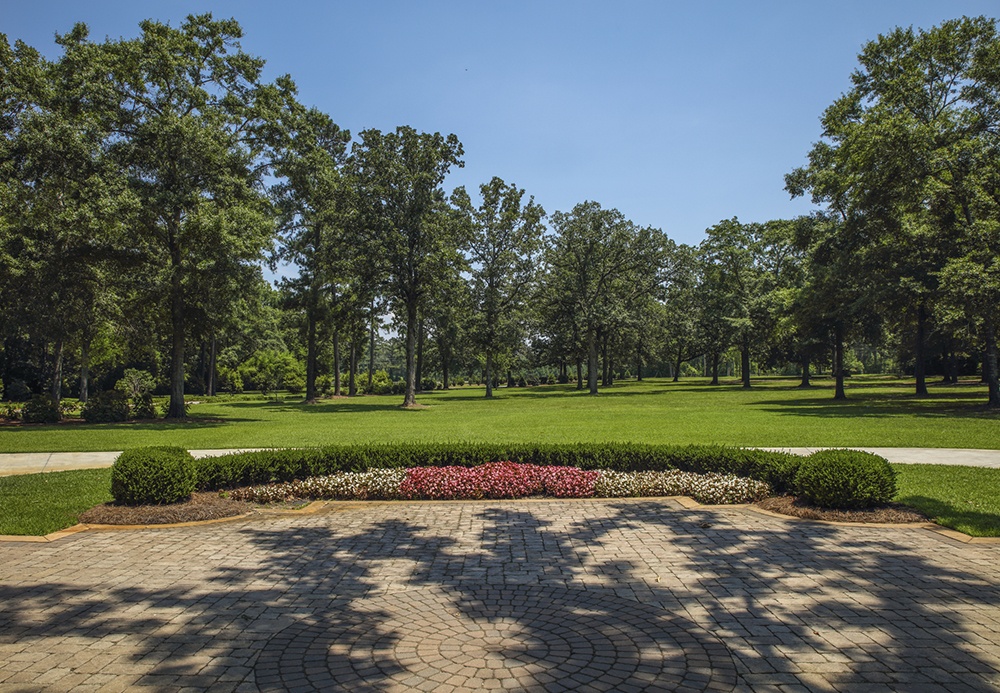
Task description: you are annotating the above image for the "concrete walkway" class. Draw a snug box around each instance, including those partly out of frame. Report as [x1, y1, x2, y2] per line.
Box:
[1, 498, 998, 691]
[2, 446, 1000, 477]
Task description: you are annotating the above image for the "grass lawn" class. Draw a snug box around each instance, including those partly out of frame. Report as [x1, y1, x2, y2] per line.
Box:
[2, 462, 999, 537]
[894, 464, 1000, 537]
[0, 375, 997, 453]
[0, 468, 111, 536]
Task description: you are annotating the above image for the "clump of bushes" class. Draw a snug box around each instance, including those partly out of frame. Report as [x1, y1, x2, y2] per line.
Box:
[82, 390, 131, 423]
[794, 449, 896, 509]
[111, 446, 197, 505]
[20, 395, 61, 424]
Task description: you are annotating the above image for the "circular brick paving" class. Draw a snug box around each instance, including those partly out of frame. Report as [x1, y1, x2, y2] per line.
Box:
[255, 585, 736, 692]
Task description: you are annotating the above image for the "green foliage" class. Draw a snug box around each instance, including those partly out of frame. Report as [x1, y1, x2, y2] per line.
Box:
[195, 442, 801, 492]
[110, 446, 197, 506]
[130, 393, 158, 420]
[420, 378, 439, 392]
[20, 395, 61, 424]
[5, 380, 32, 402]
[795, 449, 896, 509]
[81, 390, 130, 423]
[114, 369, 156, 398]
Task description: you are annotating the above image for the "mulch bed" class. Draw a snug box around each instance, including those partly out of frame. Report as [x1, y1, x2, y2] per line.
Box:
[76, 492, 931, 527]
[79, 492, 252, 525]
[756, 495, 929, 524]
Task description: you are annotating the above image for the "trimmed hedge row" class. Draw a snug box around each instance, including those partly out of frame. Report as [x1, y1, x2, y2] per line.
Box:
[195, 443, 803, 493]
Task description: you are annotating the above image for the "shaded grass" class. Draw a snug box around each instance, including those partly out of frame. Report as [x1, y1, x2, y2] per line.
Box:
[0, 376, 997, 453]
[0, 468, 112, 536]
[893, 463, 1000, 537]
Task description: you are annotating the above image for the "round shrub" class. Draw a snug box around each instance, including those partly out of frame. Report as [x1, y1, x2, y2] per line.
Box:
[20, 395, 61, 424]
[82, 390, 130, 423]
[795, 449, 896, 509]
[111, 446, 197, 505]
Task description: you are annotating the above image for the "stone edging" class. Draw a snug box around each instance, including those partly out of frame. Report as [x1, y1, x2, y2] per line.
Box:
[2, 496, 998, 545]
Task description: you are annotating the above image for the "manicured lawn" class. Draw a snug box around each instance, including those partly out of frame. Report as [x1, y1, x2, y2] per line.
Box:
[0, 468, 111, 536]
[894, 463, 1000, 537]
[0, 376, 997, 453]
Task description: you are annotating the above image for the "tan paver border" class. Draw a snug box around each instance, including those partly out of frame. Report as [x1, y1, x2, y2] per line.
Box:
[4, 495, 999, 545]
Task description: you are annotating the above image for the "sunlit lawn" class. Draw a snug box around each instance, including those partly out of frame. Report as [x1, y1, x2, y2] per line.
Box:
[0, 375, 997, 453]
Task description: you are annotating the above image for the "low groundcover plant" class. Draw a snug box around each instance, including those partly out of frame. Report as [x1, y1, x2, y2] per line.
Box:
[230, 461, 771, 504]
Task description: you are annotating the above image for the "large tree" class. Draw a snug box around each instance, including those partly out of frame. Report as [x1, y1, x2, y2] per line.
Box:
[77, 14, 294, 418]
[271, 106, 351, 402]
[544, 202, 668, 394]
[351, 126, 464, 406]
[454, 177, 545, 398]
[787, 15, 1000, 405]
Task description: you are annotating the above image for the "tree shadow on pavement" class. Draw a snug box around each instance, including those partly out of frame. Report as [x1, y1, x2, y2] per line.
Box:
[0, 501, 998, 691]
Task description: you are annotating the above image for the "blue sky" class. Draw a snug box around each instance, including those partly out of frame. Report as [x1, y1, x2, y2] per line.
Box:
[6, 1, 999, 247]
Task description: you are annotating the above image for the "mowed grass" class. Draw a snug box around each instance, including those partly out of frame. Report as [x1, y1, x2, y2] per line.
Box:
[0, 375, 997, 453]
[894, 464, 1000, 537]
[0, 468, 111, 536]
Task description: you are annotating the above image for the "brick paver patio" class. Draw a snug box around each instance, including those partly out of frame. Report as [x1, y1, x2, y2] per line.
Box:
[1, 499, 998, 691]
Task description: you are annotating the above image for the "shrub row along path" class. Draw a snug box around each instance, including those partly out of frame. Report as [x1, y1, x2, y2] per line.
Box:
[1, 498, 998, 691]
[2, 447, 1000, 477]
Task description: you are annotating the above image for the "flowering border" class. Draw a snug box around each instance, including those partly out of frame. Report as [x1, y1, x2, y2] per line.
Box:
[229, 462, 772, 505]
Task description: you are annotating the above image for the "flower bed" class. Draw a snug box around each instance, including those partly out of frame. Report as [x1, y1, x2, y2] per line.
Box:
[229, 462, 771, 504]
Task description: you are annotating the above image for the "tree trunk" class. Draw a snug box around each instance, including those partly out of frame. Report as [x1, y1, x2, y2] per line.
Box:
[485, 350, 494, 398]
[799, 356, 811, 388]
[576, 359, 583, 390]
[636, 349, 643, 382]
[915, 302, 928, 396]
[710, 351, 720, 386]
[79, 334, 91, 403]
[166, 266, 186, 419]
[305, 314, 317, 402]
[834, 323, 846, 400]
[415, 318, 425, 391]
[507, 369, 515, 388]
[403, 301, 418, 406]
[349, 341, 357, 396]
[333, 332, 342, 397]
[441, 349, 450, 390]
[673, 349, 682, 383]
[601, 332, 609, 387]
[587, 329, 599, 395]
[50, 338, 64, 404]
[741, 335, 751, 389]
[208, 333, 217, 397]
[985, 317, 1000, 407]
[368, 309, 376, 392]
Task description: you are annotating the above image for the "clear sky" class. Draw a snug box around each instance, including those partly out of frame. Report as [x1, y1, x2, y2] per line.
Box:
[5, 1, 999, 247]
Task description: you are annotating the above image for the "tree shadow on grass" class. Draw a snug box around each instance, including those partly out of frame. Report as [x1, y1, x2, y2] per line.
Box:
[895, 494, 1000, 537]
[0, 501, 998, 690]
[756, 392, 999, 420]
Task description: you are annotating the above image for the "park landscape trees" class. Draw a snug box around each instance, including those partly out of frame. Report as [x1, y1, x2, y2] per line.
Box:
[2, 13, 1000, 416]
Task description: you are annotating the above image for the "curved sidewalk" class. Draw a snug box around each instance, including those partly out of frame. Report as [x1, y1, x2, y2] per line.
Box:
[1, 446, 1000, 477]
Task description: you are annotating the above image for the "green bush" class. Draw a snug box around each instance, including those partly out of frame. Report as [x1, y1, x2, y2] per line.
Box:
[795, 449, 896, 509]
[111, 446, 197, 505]
[130, 393, 158, 419]
[82, 391, 130, 423]
[195, 442, 801, 493]
[420, 378, 438, 392]
[20, 395, 61, 424]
